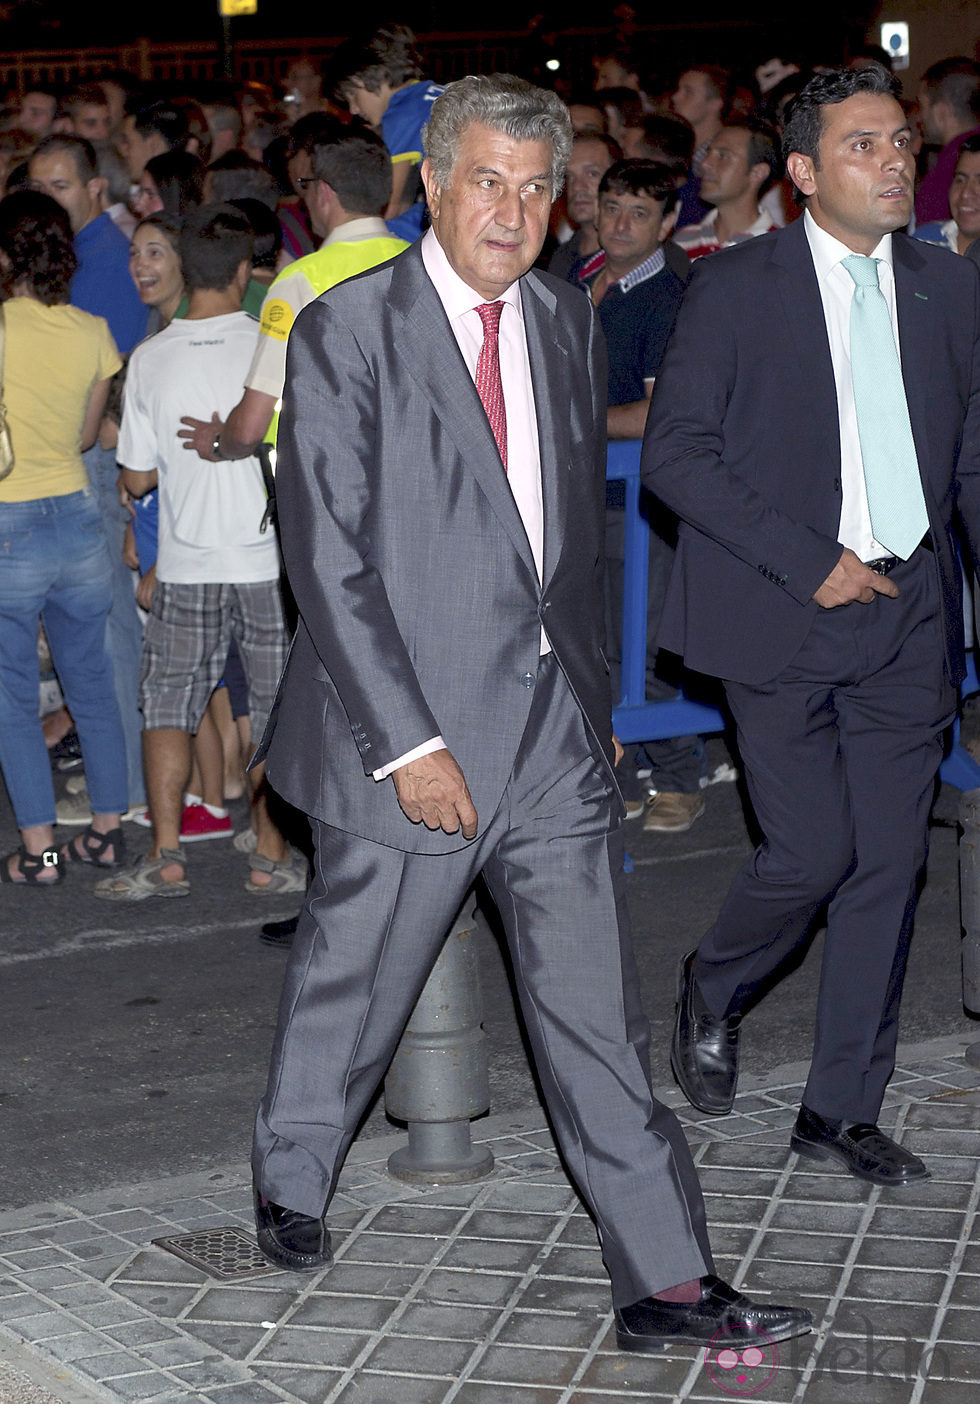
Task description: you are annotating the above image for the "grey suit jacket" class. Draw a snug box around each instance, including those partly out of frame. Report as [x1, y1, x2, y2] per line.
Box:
[641, 218, 980, 686]
[257, 240, 616, 853]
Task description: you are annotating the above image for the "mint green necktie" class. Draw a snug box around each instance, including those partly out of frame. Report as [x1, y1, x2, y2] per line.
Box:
[841, 254, 928, 559]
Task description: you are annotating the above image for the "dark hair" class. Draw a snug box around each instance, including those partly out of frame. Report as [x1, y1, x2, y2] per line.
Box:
[179, 203, 254, 292]
[285, 113, 339, 161]
[958, 134, 980, 159]
[144, 150, 205, 217]
[921, 57, 980, 122]
[599, 158, 678, 215]
[30, 133, 97, 182]
[681, 65, 734, 112]
[132, 99, 190, 151]
[60, 84, 109, 117]
[310, 122, 392, 214]
[572, 130, 622, 165]
[134, 211, 182, 253]
[229, 197, 282, 270]
[721, 118, 783, 193]
[596, 87, 645, 129]
[631, 114, 694, 176]
[171, 96, 212, 165]
[781, 63, 900, 169]
[206, 151, 278, 210]
[327, 21, 423, 97]
[0, 189, 77, 304]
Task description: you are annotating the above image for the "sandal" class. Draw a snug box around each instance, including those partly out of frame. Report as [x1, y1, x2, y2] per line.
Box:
[245, 851, 308, 896]
[0, 846, 63, 885]
[94, 847, 189, 901]
[60, 825, 126, 868]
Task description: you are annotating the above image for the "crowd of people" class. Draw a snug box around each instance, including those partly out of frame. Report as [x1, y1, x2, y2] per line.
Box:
[1, 17, 979, 1357]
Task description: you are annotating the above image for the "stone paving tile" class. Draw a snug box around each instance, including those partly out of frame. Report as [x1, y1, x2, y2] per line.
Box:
[415, 1269, 524, 1308]
[845, 1267, 951, 1304]
[0, 1045, 976, 1404]
[494, 1308, 605, 1351]
[361, 1332, 475, 1376]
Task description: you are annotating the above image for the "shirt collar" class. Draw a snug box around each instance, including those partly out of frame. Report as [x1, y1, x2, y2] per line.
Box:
[578, 245, 667, 291]
[804, 207, 894, 281]
[421, 226, 523, 323]
[322, 216, 391, 246]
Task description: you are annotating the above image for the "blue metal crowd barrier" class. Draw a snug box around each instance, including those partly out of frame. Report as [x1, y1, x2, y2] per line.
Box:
[604, 438, 980, 791]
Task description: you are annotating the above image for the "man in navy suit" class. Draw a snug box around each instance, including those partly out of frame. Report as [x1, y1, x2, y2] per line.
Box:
[643, 65, 980, 1184]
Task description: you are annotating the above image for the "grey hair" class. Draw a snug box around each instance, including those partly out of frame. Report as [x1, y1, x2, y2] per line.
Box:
[422, 73, 573, 197]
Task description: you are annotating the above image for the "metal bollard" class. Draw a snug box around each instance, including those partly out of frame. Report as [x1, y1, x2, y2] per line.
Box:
[385, 895, 494, 1184]
[957, 791, 980, 1067]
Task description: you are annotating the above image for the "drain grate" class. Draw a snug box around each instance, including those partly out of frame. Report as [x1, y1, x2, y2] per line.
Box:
[152, 1226, 277, 1280]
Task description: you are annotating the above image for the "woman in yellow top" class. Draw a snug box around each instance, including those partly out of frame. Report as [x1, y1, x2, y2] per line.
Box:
[0, 191, 127, 884]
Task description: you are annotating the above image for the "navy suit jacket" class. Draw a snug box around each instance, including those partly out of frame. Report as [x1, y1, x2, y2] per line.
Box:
[640, 216, 980, 686]
[256, 241, 615, 853]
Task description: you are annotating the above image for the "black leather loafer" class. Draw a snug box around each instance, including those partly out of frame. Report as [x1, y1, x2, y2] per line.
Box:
[790, 1105, 929, 1186]
[615, 1275, 812, 1354]
[259, 914, 299, 948]
[670, 950, 741, 1115]
[253, 1183, 333, 1272]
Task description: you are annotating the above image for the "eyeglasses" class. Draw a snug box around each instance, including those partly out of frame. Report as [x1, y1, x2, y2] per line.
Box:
[295, 176, 321, 190]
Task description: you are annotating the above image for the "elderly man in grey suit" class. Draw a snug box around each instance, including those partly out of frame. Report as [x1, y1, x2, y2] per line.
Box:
[250, 73, 809, 1354]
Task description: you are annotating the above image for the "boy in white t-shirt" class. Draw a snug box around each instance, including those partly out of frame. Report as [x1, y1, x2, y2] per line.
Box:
[97, 205, 300, 900]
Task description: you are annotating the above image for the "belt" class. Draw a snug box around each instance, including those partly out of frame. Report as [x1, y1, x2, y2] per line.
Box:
[864, 533, 935, 575]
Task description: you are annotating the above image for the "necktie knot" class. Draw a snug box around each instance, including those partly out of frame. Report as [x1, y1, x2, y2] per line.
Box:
[842, 253, 881, 289]
[476, 301, 505, 336]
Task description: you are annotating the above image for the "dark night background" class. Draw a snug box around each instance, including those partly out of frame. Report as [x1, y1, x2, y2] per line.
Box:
[0, 2, 879, 71]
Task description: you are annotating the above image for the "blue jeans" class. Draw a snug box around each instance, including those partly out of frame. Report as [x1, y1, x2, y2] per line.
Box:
[83, 442, 147, 807]
[0, 489, 127, 828]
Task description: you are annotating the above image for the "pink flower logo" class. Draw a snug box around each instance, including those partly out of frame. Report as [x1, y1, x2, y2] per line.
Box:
[703, 1327, 779, 1395]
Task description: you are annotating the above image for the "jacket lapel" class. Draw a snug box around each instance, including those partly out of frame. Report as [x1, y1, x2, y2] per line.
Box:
[389, 245, 537, 581]
[522, 271, 573, 592]
[770, 220, 842, 476]
[892, 234, 934, 487]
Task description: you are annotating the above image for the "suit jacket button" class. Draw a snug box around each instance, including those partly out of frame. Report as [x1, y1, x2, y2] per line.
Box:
[520, 671, 535, 688]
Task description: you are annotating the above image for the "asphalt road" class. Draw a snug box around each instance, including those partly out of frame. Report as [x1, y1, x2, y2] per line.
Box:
[1, 740, 978, 1213]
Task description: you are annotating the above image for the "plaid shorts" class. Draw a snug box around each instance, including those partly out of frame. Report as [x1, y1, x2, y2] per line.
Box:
[140, 579, 288, 734]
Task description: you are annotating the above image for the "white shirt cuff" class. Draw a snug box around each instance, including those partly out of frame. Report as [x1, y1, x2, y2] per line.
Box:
[372, 736, 446, 781]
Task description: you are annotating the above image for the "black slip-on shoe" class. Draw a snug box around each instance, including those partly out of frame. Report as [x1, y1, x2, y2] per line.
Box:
[253, 1183, 333, 1272]
[615, 1275, 812, 1354]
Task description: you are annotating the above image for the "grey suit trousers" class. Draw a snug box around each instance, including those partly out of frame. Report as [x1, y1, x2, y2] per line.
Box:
[253, 655, 712, 1306]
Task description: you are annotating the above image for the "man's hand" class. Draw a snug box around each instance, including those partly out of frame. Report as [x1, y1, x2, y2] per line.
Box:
[813, 547, 900, 609]
[392, 748, 478, 839]
[136, 563, 157, 612]
[612, 734, 625, 767]
[178, 412, 223, 460]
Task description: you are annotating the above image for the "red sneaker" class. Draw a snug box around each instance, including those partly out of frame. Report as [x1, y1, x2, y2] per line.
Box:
[180, 803, 232, 843]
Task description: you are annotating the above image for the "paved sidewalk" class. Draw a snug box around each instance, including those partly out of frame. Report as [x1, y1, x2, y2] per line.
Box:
[2, 1036, 979, 1404]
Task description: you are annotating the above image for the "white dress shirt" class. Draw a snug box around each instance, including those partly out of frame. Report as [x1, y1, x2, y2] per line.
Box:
[373, 229, 548, 780]
[804, 208, 906, 562]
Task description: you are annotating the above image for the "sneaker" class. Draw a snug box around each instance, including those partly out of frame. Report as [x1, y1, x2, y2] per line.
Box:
[64, 772, 88, 795]
[131, 810, 152, 828]
[624, 798, 646, 820]
[50, 729, 84, 772]
[643, 791, 705, 833]
[55, 790, 142, 826]
[180, 802, 232, 843]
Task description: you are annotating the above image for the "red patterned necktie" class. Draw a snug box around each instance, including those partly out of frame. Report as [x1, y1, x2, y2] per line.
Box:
[475, 301, 507, 472]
